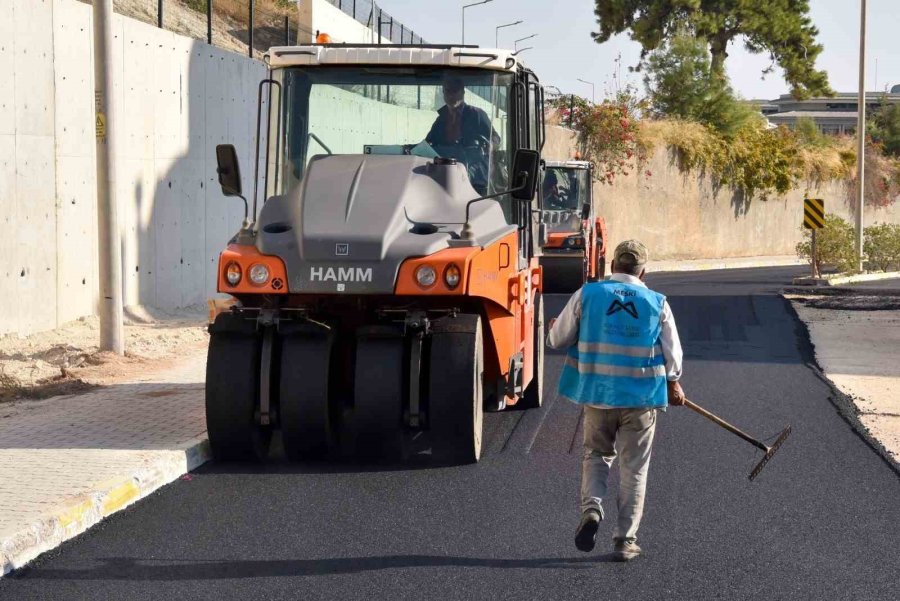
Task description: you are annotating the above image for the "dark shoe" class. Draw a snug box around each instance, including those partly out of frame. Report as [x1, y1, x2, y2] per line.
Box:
[574, 509, 603, 552]
[612, 538, 642, 562]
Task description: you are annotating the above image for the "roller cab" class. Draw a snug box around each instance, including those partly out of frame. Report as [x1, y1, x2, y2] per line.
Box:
[538, 161, 607, 292]
[205, 44, 547, 463]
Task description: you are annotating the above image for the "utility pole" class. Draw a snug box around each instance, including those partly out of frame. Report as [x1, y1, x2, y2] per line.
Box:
[855, 0, 867, 272]
[577, 78, 595, 104]
[207, 0, 212, 45]
[462, 0, 493, 46]
[92, 0, 124, 355]
[495, 20, 522, 48]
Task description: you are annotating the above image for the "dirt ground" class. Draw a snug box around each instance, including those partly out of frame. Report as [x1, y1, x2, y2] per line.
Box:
[0, 308, 208, 403]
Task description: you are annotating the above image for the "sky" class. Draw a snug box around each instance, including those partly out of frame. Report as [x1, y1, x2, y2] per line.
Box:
[371, 0, 900, 101]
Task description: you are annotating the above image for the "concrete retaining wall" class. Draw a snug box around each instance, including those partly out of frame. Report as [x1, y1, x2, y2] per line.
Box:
[543, 125, 900, 260]
[0, 0, 265, 336]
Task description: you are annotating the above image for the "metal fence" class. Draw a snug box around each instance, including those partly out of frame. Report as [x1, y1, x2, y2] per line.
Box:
[323, 0, 426, 44]
[81, 1, 426, 57]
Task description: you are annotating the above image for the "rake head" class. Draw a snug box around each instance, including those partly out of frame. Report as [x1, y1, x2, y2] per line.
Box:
[749, 426, 792, 481]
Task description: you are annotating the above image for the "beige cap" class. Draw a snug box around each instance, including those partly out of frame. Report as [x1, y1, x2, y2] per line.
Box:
[613, 239, 649, 266]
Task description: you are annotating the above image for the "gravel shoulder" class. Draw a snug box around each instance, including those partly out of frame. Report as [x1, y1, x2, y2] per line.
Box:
[788, 294, 900, 466]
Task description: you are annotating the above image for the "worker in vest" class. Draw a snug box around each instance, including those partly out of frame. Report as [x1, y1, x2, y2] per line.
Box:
[547, 239, 685, 562]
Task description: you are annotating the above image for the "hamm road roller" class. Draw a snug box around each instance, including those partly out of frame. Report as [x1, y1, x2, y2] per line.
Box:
[538, 160, 607, 292]
[206, 44, 547, 464]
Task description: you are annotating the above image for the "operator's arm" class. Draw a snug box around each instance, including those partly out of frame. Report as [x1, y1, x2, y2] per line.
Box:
[547, 288, 582, 350]
[660, 299, 686, 404]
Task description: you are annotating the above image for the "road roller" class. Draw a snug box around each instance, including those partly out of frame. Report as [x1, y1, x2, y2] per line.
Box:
[538, 160, 607, 292]
[205, 43, 547, 464]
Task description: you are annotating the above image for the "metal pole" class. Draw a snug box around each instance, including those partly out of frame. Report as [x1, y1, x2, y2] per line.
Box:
[569, 94, 575, 127]
[378, 9, 382, 45]
[855, 0, 867, 272]
[248, 0, 254, 58]
[811, 229, 819, 277]
[207, 0, 212, 45]
[92, 0, 124, 355]
[158, 0, 163, 28]
[389, 17, 393, 42]
[284, 15, 289, 45]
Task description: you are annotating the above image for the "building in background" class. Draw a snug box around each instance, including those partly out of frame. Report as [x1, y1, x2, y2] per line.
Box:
[762, 87, 900, 135]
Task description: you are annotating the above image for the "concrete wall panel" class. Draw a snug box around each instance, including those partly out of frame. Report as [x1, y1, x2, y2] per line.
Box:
[0, 136, 18, 334]
[14, 0, 55, 137]
[15, 135, 58, 334]
[0, 1, 16, 137]
[54, 0, 97, 326]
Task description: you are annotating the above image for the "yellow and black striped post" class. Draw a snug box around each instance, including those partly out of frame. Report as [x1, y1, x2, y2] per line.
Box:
[804, 198, 826, 277]
[804, 198, 825, 229]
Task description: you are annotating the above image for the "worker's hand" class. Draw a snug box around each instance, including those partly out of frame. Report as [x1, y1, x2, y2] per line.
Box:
[667, 381, 686, 406]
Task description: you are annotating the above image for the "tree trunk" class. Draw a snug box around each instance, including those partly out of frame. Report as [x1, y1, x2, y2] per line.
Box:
[708, 32, 731, 81]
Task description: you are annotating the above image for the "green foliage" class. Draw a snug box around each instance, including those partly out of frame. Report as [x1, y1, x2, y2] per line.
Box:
[593, 1, 832, 98]
[185, 0, 207, 12]
[643, 32, 759, 136]
[863, 223, 900, 272]
[796, 215, 859, 275]
[869, 103, 900, 157]
[794, 117, 827, 148]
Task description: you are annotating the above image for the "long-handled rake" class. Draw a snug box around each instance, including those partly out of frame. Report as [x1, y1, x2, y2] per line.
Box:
[683, 398, 792, 481]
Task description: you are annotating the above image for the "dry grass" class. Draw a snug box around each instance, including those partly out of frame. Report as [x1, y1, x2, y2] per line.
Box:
[637, 118, 859, 188]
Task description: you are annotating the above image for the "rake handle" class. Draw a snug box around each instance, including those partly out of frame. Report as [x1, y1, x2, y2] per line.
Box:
[682, 398, 769, 453]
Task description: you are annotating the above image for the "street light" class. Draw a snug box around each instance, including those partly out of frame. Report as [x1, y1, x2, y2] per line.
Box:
[513, 47, 533, 56]
[462, 0, 493, 46]
[495, 20, 523, 48]
[514, 33, 537, 51]
[855, 0, 867, 272]
[577, 78, 595, 103]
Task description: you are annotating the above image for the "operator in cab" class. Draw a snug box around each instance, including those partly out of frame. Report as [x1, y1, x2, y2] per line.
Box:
[426, 76, 498, 194]
[542, 170, 566, 210]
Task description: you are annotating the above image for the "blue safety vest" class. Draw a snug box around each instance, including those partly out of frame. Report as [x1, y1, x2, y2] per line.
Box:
[558, 280, 668, 408]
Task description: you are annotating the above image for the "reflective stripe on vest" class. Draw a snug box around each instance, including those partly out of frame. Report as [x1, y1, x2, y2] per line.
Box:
[558, 280, 668, 408]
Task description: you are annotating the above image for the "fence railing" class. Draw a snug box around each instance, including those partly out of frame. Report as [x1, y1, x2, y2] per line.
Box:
[323, 0, 426, 44]
[82, 1, 427, 58]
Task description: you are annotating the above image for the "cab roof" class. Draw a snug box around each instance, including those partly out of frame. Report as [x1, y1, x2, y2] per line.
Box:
[266, 44, 522, 73]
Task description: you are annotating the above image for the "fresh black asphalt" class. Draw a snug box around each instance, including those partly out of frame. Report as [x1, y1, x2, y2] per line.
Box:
[3, 267, 899, 600]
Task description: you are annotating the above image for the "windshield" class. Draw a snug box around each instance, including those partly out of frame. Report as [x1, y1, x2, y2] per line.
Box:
[542, 167, 590, 211]
[266, 66, 514, 200]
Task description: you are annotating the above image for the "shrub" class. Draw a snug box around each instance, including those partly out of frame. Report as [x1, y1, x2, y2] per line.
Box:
[796, 215, 859, 275]
[863, 223, 900, 272]
[578, 97, 648, 185]
[869, 103, 900, 157]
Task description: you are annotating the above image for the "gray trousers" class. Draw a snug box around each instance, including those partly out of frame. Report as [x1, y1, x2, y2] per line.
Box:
[581, 406, 657, 542]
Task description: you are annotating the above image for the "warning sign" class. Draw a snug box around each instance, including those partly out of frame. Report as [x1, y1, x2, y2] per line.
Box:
[803, 198, 825, 229]
[95, 112, 106, 138]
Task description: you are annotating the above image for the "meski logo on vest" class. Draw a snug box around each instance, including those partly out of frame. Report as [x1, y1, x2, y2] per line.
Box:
[309, 266, 373, 283]
[606, 299, 639, 319]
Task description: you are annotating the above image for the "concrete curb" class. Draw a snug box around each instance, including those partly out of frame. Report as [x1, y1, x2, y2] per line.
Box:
[0, 438, 211, 577]
[648, 255, 805, 273]
[791, 271, 900, 287]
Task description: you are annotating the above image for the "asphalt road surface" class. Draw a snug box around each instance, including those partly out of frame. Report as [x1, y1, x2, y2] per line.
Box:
[3, 267, 899, 600]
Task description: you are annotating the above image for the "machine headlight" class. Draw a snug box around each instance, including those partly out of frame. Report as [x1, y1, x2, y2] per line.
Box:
[415, 265, 437, 288]
[225, 262, 242, 286]
[567, 236, 583, 248]
[444, 264, 461, 289]
[249, 263, 270, 286]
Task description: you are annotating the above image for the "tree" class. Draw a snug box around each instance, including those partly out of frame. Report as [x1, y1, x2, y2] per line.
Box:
[643, 32, 758, 135]
[869, 103, 900, 157]
[593, 0, 833, 99]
